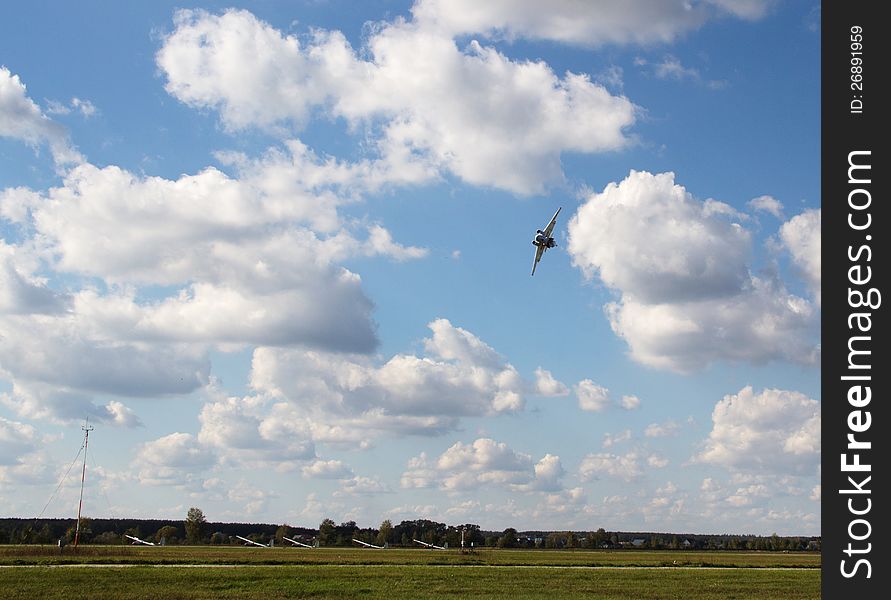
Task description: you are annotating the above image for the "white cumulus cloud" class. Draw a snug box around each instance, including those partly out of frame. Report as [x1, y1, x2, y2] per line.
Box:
[0, 67, 83, 165]
[157, 8, 636, 195]
[695, 386, 820, 474]
[411, 0, 772, 46]
[780, 208, 821, 305]
[402, 438, 563, 493]
[132, 432, 216, 487]
[575, 379, 610, 412]
[579, 451, 644, 482]
[568, 170, 819, 372]
[534, 368, 570, 397]
[302, 459, 354, 480]
[0, 417, 39, 465]
[248, 319, 528, 440]
[748, 194, 784, 218]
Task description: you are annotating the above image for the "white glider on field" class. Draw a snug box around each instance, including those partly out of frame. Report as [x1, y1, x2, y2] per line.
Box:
[124, 534, 156, 546]
[413, 538, 446, 550]
[352, 538, 387, 549]
[236, 535, 273, 547]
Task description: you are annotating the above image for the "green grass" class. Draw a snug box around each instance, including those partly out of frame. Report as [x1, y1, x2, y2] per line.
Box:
[0, 546, 821, 599]
[0, 545, 821, 568]
[0, 564, 820, 599]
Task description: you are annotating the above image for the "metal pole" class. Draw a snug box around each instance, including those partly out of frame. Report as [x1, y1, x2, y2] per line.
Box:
[73, 422, 93, 549]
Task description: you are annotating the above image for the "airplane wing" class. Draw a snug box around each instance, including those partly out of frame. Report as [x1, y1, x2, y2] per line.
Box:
[542, 207, 562, 238]
[284, 536, 314, 548]
[352, 538, 384, 548]
[236, 535, 269, 547]
[531, 243, 545, 276]
[124, 534, 155, 546]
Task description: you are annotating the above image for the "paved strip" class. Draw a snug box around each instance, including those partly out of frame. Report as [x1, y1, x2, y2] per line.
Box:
[0, 563, 818, 570]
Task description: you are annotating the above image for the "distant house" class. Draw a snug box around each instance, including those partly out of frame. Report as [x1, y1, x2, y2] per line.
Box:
[631, 538, 646, 547]
[682, 539, 692, 549]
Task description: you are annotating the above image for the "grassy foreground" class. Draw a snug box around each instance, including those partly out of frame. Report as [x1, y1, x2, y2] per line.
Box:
[0, 544, 821, 567]
[0, 546, 820, 599]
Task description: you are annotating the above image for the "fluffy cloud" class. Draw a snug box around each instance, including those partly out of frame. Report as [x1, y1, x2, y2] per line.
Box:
[197, 394, 316, 470]
[8, 153, 427, 352]
[302, 459, 354, 480]
[0, 314, 209, 398]
[0, 448, 56, 488]
[575, 379, 610, 412]
[695, 386, 820, 474]
[336, 475, 392, 496]
[570, 171, 750, 302]
[411, 0, 772, 46]
[620, 395, 641, 410]
[579, 451, 644, 482]
[0, 67, 82, 165]
[748, 194, 784, 218]
[602, 429, 632, 449]
[534, 368, 570, 397]
[0, 280, 209, 422]
[157, 8, 636, 194]
[249, 319, 527, 438]
[579, 448, 668, 483]
[1, 60, 445, 426]
[0, 242, 67, 315]
[401, 438, 563, 492]
[568, 170, 818, 372]
[780, 208, 821, 305]
[0, 417, 39, 465]
[45, 97, 98, 118]
[530, 454, 566, 492]
[400, 452, 437, 489]
[644, 420, 680, 438]
[0, 133, 435, 421]
[132, 432, 216, 487]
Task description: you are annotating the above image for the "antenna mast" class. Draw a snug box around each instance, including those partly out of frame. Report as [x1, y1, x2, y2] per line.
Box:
[73, 421, 93, 549]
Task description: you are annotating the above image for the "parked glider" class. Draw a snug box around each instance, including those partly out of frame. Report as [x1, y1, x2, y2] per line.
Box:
[531, 207, 562, 276]
[284, 536, 316, 548]
[124, 534, 155, 546]
[236, 535, 272, 547]
[413, 538, 446, 550]
[352, 538, 387, 549]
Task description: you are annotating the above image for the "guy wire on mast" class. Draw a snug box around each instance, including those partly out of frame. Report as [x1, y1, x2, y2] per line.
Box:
[73, 420, 93, 550]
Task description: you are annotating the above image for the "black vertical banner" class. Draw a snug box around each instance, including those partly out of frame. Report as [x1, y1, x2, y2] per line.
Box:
[822, 1, 887, 597]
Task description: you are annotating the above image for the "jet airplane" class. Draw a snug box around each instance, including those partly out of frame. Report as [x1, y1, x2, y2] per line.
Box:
[531, 207, 562, 276]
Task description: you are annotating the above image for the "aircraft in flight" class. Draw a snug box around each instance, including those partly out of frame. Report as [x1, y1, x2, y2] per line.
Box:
[531, 207, 562, 276]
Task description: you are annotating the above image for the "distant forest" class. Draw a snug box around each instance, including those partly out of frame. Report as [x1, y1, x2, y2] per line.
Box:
[0, 514, 820, 551]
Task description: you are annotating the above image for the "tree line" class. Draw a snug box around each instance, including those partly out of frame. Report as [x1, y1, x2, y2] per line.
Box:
[0, 510, 820, 551]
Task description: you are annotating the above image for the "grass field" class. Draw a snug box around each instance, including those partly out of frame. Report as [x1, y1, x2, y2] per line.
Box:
[0, 546, 820, 599]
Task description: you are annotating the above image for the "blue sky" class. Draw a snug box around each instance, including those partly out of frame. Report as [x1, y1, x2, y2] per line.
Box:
[1, 0, 820, 535]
